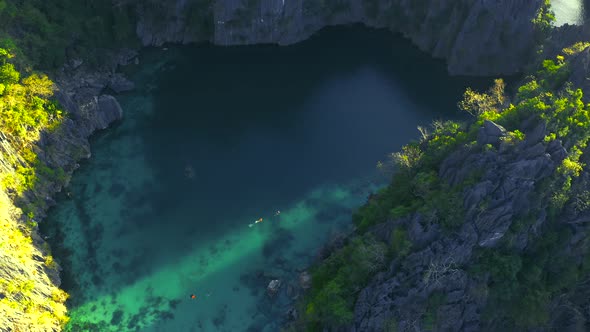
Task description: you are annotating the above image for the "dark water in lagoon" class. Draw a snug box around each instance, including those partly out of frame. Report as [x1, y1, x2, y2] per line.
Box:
[43, 26, 491, 331]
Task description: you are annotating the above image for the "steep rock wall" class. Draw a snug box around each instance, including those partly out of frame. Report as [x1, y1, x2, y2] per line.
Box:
[0, 52, 130, 331]
[350, 47, 590, 331]
[135, 0, 543, 75]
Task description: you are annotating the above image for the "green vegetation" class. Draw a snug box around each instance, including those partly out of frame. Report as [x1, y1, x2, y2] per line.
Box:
[356, 119, 471, 233]
[300, 235, 387, 328]
[456, 46, 590, 328]
[389, 227, 412, 259]
[0, 48, 67, 212]
[458, 78, 506, 116]
[471, 227, 582, 328]
[0, 47, 70, 330]
[0, 192, 70, 330]
[422, 291, 446, 331]
[532, 0, 555, 42]
[0, 2, 143, 330]
[0, 0, 138, 69]
[299, 43, 590, 330]
[0, 0, 585, 330]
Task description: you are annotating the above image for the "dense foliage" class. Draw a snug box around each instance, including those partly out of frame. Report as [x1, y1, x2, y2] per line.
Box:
[0, 0, 138, 69]
[296, 43, 590, 330]
[0, 47, 70, 330]
[532, 0, 556, 42]
[471, 227, 581, 328]
[0, 48, 65, 208]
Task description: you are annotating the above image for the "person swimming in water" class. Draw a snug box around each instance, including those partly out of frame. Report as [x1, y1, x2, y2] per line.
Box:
[274, 210, 281, 217]
[248, 218, 264, 228]
[190, 294, 196, 299]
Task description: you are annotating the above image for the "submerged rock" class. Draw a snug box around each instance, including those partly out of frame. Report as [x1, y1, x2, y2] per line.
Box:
[267, 279, 281, 297]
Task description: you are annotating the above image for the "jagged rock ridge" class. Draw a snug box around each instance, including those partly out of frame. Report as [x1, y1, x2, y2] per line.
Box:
[135, 0, 543, 75]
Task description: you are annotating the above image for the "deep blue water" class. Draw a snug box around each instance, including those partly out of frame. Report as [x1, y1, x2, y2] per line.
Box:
[43, 26, 491, 331]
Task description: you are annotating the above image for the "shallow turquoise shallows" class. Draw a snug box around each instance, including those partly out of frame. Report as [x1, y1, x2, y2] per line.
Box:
[43, 26, 490, 332]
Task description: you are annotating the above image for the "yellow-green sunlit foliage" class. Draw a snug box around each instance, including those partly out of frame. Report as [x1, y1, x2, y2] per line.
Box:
[0, 48, 63, 197]
[0, 47, 69, 331]
[0, 189, 69, 331]
[298, 43, 590, 330]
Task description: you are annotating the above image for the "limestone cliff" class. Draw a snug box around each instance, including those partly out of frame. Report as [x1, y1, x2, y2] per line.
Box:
[0, 1, 572, 330]
[0, 51, 131, 331]
[347, 46, 590, 331]
[135, 0, 543, 75]
[352, 121, 560, 331]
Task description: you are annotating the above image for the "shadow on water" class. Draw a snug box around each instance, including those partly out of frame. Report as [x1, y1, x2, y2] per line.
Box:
[143, 25, 494, 233]
[41, 25, 505, 331]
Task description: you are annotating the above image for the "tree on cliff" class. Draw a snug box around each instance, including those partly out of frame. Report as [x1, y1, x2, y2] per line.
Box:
[458, 78, 507, 116]
[0, 47, 69, 331]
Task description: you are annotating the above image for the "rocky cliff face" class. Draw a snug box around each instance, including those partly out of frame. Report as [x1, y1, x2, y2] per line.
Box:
[349, 48, 590, 331]
[353, 121, 559, 331]
[135, 0, 543, 75]
[0, 51, 131, 331]
[22, 53, 135, 221]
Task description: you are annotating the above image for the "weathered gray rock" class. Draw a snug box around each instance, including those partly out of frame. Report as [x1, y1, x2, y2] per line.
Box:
[112, 48, 140, 67]
[475, 204, 512, 247]
[134, 0, 543, 75]
[544, 23, 590, 59]
[108, 73, 136, 93]
[506, 155, 554, 180]
[352, 110, 564, 330]
[543, 25, 590, 101]
[69, 58, 83, 69]
[567, 46, 590, 96]
[524, 121, 547, 147]
[477, 120, 507, 145]
[547, 139, 568, 162]
[267, 279, 282, 297]
[463, 180, 494, 209]
[521, 142, 546, 160]
[408, 213, 440, 248]
[439, 146, 473, 185]
[97, 95, 124, 129]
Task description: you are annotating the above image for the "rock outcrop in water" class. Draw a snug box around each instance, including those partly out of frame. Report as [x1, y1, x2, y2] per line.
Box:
[135, 0, 544, 75]
[25, 54, 135, 219]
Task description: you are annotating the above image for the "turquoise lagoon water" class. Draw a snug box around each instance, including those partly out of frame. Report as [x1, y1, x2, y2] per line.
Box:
[42, 27, 490, 331]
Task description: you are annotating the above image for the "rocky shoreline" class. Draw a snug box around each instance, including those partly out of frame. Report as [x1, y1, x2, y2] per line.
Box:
[9, 1, 588, 330]
[0, 47, 139, 331]
[23, 50, 138, 223]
